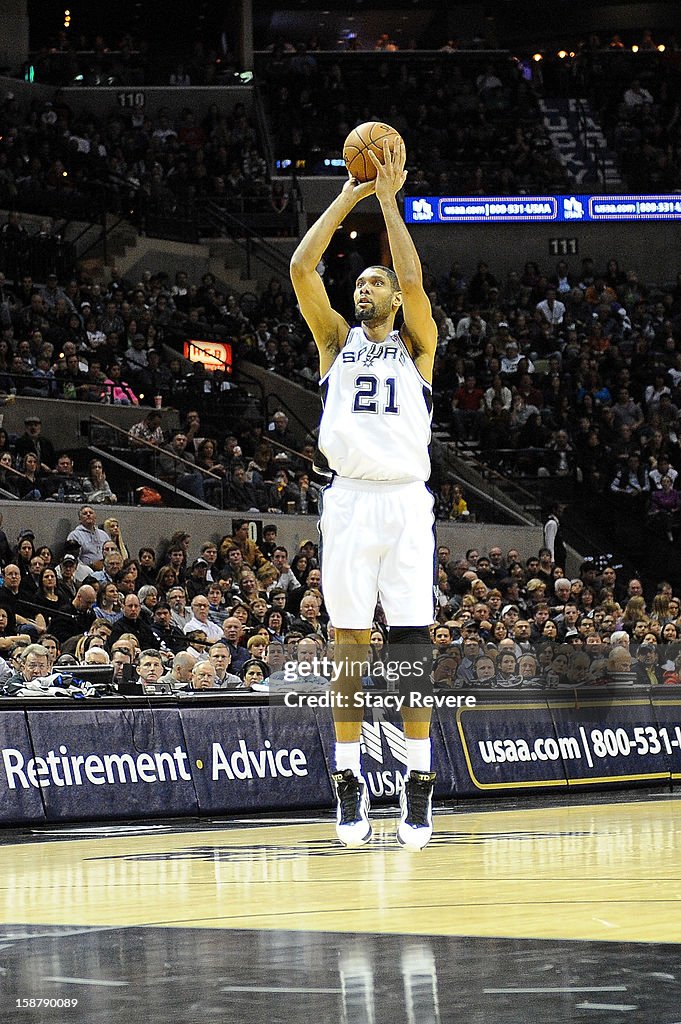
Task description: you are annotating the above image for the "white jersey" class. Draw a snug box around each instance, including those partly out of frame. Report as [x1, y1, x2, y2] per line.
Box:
[318, 327, 432, 482]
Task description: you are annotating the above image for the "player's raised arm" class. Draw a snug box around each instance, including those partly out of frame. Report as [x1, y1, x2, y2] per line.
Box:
[368, 139, 438, 382]
[290, 176, 374, 376]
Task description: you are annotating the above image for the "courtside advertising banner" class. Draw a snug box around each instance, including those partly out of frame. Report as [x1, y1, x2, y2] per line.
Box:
[24, 709, 198, 820]
[547, 697, 671, 787]
[179, 704, 332, 812]
[650, 695, 681, 782]
[0, 710, 46, 823]
[442, 697, 568, 794]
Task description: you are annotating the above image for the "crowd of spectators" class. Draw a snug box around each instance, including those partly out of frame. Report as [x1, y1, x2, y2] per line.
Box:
[2, 235, 681, 537]
[27, 32, 239, 89]
[0, 90, 292, 230]
[567, 32, 681, 191]
[425, 254, 681, 535]
[16, 23, 681, 208]
[259, 49, 569, 194]
[0, 513, 679, 696]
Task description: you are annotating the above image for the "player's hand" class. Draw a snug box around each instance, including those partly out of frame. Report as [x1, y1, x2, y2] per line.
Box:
[368, 137, 407, 200]
[342, 175, 376, 201]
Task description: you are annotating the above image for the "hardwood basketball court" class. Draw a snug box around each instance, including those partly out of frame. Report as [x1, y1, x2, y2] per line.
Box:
[1, 793, 680, 1021]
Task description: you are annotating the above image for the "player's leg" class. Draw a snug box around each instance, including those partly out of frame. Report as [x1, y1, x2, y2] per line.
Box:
[319, 480, 380, 846]
[379, 482, 437, 849]
[331, 626, 372, 846]
[388, 624, 436, 850]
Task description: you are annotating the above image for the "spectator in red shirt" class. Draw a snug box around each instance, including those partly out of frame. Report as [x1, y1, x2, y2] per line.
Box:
[451, 374, 485, 443]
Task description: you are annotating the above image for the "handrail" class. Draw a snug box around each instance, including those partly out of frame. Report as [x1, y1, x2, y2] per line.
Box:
[575, 98, 607, 186]
[201, 199, 291, 278]
[261, 435, 313, 468]
[87, 415, 222, 482]
[88, 445, 216, 511]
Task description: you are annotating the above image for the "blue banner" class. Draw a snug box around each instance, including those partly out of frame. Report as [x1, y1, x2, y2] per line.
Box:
[0, 710, 47, 823]
[26, 708, 198, 820]
[179, 705, 332, 813]
[439, 697, 567, 794]
[649, 694, 681, 784]
[0, 696, 678, 824]
[547, 697, 669, 787]
[404, 194, 681, 224]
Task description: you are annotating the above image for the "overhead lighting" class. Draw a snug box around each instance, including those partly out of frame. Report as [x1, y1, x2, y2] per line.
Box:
[557, 50, 567, 59]
[658, 44, 666, 52]
[632, 44, 639, 53]
[532, 53, 543, 62]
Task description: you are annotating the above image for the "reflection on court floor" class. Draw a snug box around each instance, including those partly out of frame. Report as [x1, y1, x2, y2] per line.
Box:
[1, 797, 681, 1021]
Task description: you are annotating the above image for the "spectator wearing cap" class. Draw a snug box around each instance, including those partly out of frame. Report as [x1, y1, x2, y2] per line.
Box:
[15, 416, 56, 472]
[66, 505, 110, 569]
[185, 558, 210, 601]
[55, 553, 79, 599]
[500, 340, 524, 379]
[501, 604, 521, 632]
[40, 273, 71, 311]
[184, 630, 211, 661]
[183, 594, 224, 642]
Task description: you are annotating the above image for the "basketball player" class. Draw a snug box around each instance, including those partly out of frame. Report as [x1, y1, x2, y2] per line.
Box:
[290, 137, 437, 849]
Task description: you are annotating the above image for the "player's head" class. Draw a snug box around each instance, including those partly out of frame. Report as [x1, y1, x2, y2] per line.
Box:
[354, 266, 401, 324]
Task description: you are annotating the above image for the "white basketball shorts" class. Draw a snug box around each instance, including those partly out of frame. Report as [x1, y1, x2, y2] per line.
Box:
[319, 477, 435, 629]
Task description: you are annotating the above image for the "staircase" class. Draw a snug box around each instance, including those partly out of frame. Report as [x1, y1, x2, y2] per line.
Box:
[540, 97, 622, 189]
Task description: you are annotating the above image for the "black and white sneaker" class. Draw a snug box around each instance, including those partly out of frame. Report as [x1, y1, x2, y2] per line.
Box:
[397, 771, 436, 850]
[332, 769, 372, 847]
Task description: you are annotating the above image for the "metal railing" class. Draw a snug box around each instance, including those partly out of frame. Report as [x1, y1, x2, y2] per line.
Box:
[87, 414, 222, 509]
[574, 99, 608, 187]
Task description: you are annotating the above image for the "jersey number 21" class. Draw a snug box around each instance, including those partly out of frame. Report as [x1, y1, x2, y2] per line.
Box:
[353, 375, 399, 414]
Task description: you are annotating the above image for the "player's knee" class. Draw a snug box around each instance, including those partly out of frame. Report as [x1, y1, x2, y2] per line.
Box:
[388, 626, 433, 700]
[388, 625, 432, 649]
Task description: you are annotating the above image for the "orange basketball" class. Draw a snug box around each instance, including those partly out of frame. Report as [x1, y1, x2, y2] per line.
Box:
[343, 121, 403, 182]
